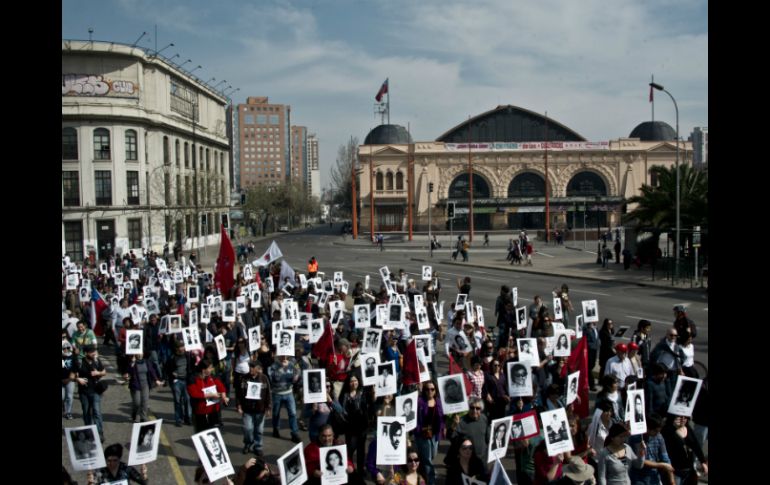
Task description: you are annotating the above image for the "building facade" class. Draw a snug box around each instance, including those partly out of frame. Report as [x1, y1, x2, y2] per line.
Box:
[306, 133, 321, 199]
[236, 97, 290, 188]
[358, 106, 691, 233]
[290, 126, 307, 185]
[690, 127, 708, 169]
[62, 40, 231, 261]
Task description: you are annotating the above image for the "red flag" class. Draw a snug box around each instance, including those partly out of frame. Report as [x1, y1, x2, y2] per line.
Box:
[447, 352, 473, 397]
[312, 321, 335, 364]
[90, 288, 108, 337]
[375, 78, 388, 102]
[214, 224, 236, 299]
[402, 339, 421, 385]
[649, 85, 653, 103]
[561, 336, 590, 418]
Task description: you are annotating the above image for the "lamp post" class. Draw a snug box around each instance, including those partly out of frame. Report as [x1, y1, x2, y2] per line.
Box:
[649, 82, 680, 281]
[595, 196, 602, 264]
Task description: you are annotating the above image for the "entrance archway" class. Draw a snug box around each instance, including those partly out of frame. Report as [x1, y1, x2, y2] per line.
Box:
[566, 171, 608, 228]
[507, 172, 546, 230]
[447, 173, 492, 230]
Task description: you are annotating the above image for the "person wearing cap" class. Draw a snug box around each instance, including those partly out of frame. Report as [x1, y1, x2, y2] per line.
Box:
[237, 360, 272, 455]
[87, 443, 148, 485]
[596, 423, 645, 485]
[73, 344, 107, 441]
[672, 306, 697, 341]
[626, 342, 644, 379]
[603, 343, 634, 389]
[553, 455, 596, 484]
[164, 339, 194, 427]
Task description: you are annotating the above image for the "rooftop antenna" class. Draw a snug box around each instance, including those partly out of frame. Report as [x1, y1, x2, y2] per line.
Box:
[131, 31, 147, 48]
[189, 65, 202, 76]
[154, 43, 174, 56]
[88, 27, 94, 42]
[168, 53, 180, 62]
[213, 80, 227, 89]
[205, 77, 216, 84]
[180, 59, 192, 69]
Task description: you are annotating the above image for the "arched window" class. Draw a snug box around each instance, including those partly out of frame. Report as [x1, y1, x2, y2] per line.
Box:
[508, 172, 546, 197]
[448, 173, 490, 198]
[93, 128, 110, 160]
[386, 172, 394, 190]
[566, 171, 607, 196]
[184, 142, 189, 168]
[175, 140, 180, 166]
[396, 171, 404, 190]
[126, 130, 138, 161]
[62, 127, 78, 160]
[376, 172, 384, 191]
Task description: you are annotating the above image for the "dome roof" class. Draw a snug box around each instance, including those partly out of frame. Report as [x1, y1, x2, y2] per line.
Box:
[364, 124, 413, 145]
[629, 121, 676, 141]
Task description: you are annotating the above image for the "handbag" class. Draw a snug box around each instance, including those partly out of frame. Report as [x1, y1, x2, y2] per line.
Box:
[95, 379, 109, 394]
[420, 427, 434, 439]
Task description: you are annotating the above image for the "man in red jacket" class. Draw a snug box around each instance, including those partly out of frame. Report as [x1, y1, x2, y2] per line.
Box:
[187, 358, 229, 432]
[304, 424, 354, 485]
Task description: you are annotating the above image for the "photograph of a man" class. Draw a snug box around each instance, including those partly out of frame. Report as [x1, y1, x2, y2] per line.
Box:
[202, 430, 228, 467]
[355, 304, 370, 328]
[546, 414, 569, 444]
[402, 398, 415, 422]
[508, 362, 530, 397]
[511, 420, 525, 439]
[364, 356, 377, 379]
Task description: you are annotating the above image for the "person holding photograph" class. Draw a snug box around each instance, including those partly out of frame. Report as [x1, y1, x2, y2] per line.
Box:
[661, 414, 707, 485]
[201, 430, 228, 467]
[338, 374, 370, 472]
[127, 353, 164, 423]
[268, 355, 302, 443]
[237, 361, 272, 456]
[187, 358, 229, 432]
[628, 414, 675, 485]
[73, 344, 107, 442]
[86, 443, 148, 485]
[448, 397, 489, 462]
[415, 382, 444, 485]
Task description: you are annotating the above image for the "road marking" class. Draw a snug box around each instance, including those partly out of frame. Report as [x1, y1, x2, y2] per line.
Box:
[151, 412, 187, 484]
[536, 252, 555, 258]
[571, 289, 612, 297]
[624, 315, 670, 325]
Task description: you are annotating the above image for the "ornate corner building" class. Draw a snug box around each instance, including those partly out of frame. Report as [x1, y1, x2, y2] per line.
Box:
[358, 105, 691, 233]
[62, 40, 231, 261]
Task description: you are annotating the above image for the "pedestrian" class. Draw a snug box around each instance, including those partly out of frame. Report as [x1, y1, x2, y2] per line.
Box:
[73, 344, 107, 442]
[237, 361, 272, 455]
[483, 233, 489, 247]
[614, 239, 621, 264]
[87, 443, 148, 485]
[622, 247, 632, 270]
[164, 340, 194, 427]
[127, 353, 164, 423]
[187, 358, 229, 432]
[525, 241, 534, 266]
[598, 318, 616, 381]
[601, 244, 611, 268]
[268, 355, 302, 443]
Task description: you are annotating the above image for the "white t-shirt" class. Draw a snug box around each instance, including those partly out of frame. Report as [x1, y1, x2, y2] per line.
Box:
[681, 343, 695, 368]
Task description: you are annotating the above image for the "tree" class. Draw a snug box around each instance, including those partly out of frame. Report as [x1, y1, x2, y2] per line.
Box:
[242, 181, 321, 235]
[623, 164, 708, 258]
[329, 136, 359, 217]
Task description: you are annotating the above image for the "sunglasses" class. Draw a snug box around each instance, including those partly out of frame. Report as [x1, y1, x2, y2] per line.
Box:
[461, 445, 474, 450]
[470, 406, 482, 410]
[407, 458, 420, 463]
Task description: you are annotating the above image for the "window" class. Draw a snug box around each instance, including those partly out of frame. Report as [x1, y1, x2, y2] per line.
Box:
[164, 173, 171, 206]
[176, 174, 182, 205]
[175, 140, 180, 166]
[245, 115, 254, 124]
[185, 214, 192, 238]
[95, 171, 112, 205]
[128, 218, 142, 248]
[63, 221, 83, 262]
[62, 127, 78, 160]
[386, 172, 394, 190]
[396, 172, 404, 190]
[93, 128, 111, 160]
[163, 136, 170, 164]
[206, 148, 210, 171]
[199, 147, 203, 170]
[125, 130, 138, 161]
[257, 114, 267, 124]
[62, 171, 80, 206]
[184, 142, 189, 168]
[126, 171, 140, 205]
[185, 176, 191, 205]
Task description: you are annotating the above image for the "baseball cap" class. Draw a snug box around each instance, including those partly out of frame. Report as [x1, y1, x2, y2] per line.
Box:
[615, 343, 628, 352]
[628, 342, 639, 351]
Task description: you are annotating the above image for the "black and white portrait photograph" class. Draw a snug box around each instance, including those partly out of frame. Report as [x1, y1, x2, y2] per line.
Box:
[188, 307, 199, 327]
[552, 296, 563, 321]
[192, 428, 234, 482]
[376, 416, 407, 466]
[183, 327, 203, 352]
[250, 290, 262, 309]
[396, 391, 418, 432]
[375, 361, 397, 397]
[437, 374, 469, 414]
[128, 419, 162, 465]
[246, 381, 262, 400]
[330, 308, 345, 329]
[455, 293, 468, 310]
[333, 271, 344, 285]
[476, 305, 485, 327]
[566, 371, 580, 405]
[575, 314, 583, 339]
[303, 369, 327, 404]
[243, 264, 254, 282]
[320, 444, 348, 485]
[388, 303, 405, 328]
[129, 267, 140, 281]
[247, 326, 261, 353]
[516, 338, 540, 366]
[278, 443, 307, 485]
[277, 330, 296, 357]
[272, 321, 284, 345]
[214, 335, 227, 361]
[507, 362, 533, 397]
[309, 319, 324, 344]
[126, 330, 143, 355]
[361, 353, 381, 386]
[553, 331, 571, 358]
[282, 300, 300, 327]
[144, 297, 160, 315]
[354, 304, 370, 329]
[318, 291, 329, 309]
[379, 266, 391, 281]
[236, 295, 247, 314]
[79, 286, 90, 303]
[627, 389, 647, 436]
[541, 408, 574, 456]
[415, 335, 432, 363]
[667, 376, 703, 418]
[374, 304, 388, 328]
[416, 305, 430, 331]
[65, 273, 80, 291]
[422, 265, 432, 281]
[155, 259, 168, 272]
[66, 425, 106, 471]
[488, 417, 512, 462]
[511, 410, 540, 441]
[516, 306, 527, 330]
[450, 330, 472, 353]
[266, 277, 275, 293]
[222, 301, 236, 322]
[114, 272, 125, 285]
[200, 304, 211, 324]
[581, 300, 599, 323]
[212, 295, 223, 314]
[187, 285, 199, 303]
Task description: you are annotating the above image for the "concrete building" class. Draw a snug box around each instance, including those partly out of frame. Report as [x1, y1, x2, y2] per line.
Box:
[306, 134, 321, 199]
[291, 126, 307, 185]
[62, 40, 231, 261]
[357, 107, 691, 234]
[690, 127, 708, 169]
[236, 97, 290, 188]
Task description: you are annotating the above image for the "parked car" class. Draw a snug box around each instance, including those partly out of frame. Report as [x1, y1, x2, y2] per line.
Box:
[279, 225, 289, 232]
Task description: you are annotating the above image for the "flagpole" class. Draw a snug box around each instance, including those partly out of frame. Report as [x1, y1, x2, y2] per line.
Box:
[651, 74, 655, 122]
[407, 123, 413, 241]
[369, 144, 375, 241]
[387, 78, 390, 125]
[467, 116, 474, 243]
[544, 111, 550, 244]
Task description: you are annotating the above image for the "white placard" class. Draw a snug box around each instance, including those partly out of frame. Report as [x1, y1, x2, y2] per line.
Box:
[375, 360, 397, 397]
[128, 419, 162, 466]
[303, 369, 327, 404]
[667, 376, 703, 418]
[361, 353, 381, 387]
[376, 416, 407, 466]
[517, 338, 540, 366]
[248, 326, 261, 353]
[581, 300, 599, 323]
[246, 381, 262, 400]
[541, 408, 574, 456]
[437, 374, 469, 414]
[627, 389, 648, 435]
[65, 425, 106, 471]
[191, 428, 235, 482]
[516, 306, 527, 330]
[415, 335, 432, 363]
[552, 297, 563, 321]
[488, 416, 512, 462]
[236, 295, 247, 314]
[200, 304, 211, 324]
[553, 331, 571, 357]
[396, 391, 418, 432]
[415, 304, 430, 331]
[566, 371, 580, 405]
[320, 444, 348, 485]
[422, 266, 432, 281]
[507, 361, 533, 397]
[512, 287, 518, 307]
[214, 335, 227, 361]
[354, 304, 370, 329]
[183, 327, 203, 352]
[277, 329, 296, 357]
[278, 443, 307, 485]
[126, 329, 143, 355]
[222, 301, 236, 322]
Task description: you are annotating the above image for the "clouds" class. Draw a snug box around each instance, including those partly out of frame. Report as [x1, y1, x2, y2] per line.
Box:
[63, 0, 707, 189]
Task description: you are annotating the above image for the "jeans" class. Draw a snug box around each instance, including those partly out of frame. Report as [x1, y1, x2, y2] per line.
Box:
[242, 411, 266, 450]
[692, 423, 708, 449]
[272, 393, 299, 434]
[172, 379, 192, 424]
[415, 436, 439, 485]
[130, 384, 150, 422]
[80, 392, 104, 437]
[62, 381, 75, 415]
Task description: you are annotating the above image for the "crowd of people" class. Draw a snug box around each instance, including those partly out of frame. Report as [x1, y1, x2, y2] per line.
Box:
[62, 243, 707, 484]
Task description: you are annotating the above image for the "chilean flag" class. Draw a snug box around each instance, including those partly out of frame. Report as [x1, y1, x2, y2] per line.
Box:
[375, 78, 388, 102]
[90, 288, 109, 337]
[561, 336, 590, 418]
[214, 224, 236, 299]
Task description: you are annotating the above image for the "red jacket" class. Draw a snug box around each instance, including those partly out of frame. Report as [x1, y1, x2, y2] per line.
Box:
[187, 375, 226, 415]
[304, 442, 354, 481]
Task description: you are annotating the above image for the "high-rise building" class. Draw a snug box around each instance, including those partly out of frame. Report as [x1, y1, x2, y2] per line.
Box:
[291, 126, 307, 185]
[306, 134, 320, 198]
[236, 97, 290, 188]
[691, 127, 708, 169]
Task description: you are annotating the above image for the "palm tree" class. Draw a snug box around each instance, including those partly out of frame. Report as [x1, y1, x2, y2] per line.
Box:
[623, 165, 707, 258]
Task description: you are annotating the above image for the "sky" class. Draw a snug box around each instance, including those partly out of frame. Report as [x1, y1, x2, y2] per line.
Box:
[62, 0, 708, 190]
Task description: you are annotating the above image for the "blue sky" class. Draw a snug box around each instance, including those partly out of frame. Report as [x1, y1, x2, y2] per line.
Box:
[63, 0, 708, 189]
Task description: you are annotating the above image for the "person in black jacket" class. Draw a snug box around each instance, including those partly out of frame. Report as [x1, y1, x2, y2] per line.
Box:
[164, 339, 195, 427]
[237, 361, 272, 455]
[661, 414, 708, 484]
[73, 344, 107, 441]
[598, 318, 615, 381]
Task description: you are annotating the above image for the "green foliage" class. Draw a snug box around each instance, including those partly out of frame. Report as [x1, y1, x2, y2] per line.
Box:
[242, 182, 320, 235]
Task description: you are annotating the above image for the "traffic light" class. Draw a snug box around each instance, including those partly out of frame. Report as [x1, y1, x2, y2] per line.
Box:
[428, 182, 434, 193]
[447, 202, 455, 218]
[241, 192, 246, 205]
[222, 214, 229, 229]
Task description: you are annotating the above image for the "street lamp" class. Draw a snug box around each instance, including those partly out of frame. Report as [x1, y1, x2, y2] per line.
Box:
[180, 59, 192, 69]
[154, 43, 174, 57]
[649, 82, 680, 280]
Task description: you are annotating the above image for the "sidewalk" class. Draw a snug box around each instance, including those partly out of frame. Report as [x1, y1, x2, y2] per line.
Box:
[333, 234, 706, 292]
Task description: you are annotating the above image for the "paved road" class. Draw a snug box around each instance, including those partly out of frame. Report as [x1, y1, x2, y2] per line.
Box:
[62, 225, 708, 483]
